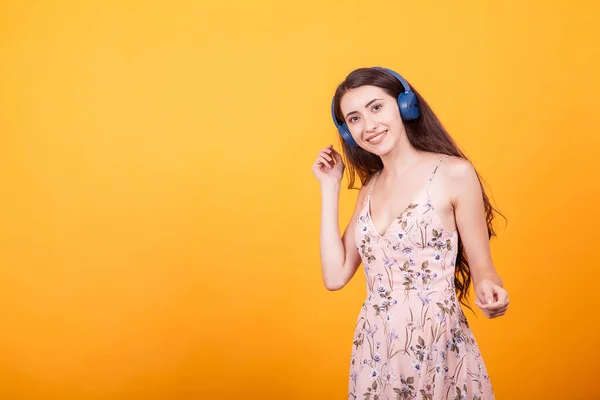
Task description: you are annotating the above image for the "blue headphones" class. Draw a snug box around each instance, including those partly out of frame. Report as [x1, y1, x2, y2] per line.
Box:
[331, 67, 420, 147]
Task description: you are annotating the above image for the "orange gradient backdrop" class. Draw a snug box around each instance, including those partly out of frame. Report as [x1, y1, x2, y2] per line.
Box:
[1, 1, 598, 399]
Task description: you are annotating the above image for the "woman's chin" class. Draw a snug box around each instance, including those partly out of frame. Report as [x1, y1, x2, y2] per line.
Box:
[367, 137, 396, 156]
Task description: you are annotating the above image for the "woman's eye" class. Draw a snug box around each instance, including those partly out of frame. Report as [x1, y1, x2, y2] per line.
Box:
[372, 104, 382, 112]
[349, 116, 359, 123]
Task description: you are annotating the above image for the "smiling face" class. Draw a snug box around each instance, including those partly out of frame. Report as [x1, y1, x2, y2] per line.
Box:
[339, 85, 405, 155]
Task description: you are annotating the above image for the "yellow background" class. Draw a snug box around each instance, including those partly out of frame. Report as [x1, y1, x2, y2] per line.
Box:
[1, 1, 598, 399]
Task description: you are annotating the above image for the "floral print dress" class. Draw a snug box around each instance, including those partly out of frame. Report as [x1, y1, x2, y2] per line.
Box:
[349, 158, 494, 400]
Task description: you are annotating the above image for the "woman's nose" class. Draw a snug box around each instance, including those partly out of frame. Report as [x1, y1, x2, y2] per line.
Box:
[364, 116, 379, 132]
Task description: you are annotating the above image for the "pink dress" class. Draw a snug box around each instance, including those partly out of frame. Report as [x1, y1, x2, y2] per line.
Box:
[349, 158, 494, 400]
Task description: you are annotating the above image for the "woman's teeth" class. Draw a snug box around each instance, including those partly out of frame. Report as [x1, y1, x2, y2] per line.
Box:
[367, 130, 387, 143]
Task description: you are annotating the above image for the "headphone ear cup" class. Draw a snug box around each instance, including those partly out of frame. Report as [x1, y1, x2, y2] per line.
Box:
[332, 99, 358, 147]
[398, 92, 420, 121]
[338, 124, 358, 147]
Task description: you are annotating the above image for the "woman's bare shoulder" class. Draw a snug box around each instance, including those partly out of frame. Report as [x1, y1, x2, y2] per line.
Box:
[435, 155, 474, 178]
[433, 155, 481, 196]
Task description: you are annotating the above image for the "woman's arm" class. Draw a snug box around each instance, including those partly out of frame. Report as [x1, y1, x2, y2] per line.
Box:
[447, 158, 510, 318]
[319, 180, 367, 291]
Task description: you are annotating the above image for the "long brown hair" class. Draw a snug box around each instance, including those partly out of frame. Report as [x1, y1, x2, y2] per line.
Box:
[332, 67, 504, 309]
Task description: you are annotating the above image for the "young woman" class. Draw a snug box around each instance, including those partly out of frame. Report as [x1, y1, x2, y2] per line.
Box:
[312, 67, 509, 399]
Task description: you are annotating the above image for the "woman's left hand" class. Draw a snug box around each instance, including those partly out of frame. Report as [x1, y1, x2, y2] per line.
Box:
[474, 279, 510, 319]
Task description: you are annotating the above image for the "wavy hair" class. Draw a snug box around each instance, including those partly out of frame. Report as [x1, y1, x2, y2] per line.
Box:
[332, 67, 504, 309]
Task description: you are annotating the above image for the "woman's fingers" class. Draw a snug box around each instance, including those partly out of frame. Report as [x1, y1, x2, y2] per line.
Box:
[313, 146, 344, 174]
[489, 307, 508, 318]
[331, 148, 343, 162]
[319, 151, 333, 162]
[496, 289, 509, 305]
[317, 156, 333, 168]
[475, 280, 509, 318]
[476, 300, 509, 318]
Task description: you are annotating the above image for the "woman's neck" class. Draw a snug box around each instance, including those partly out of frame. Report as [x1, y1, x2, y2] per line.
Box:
[379, 135, 427, 179]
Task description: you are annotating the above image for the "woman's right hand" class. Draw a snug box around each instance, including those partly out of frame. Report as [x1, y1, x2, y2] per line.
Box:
[311, 145, 345, 185]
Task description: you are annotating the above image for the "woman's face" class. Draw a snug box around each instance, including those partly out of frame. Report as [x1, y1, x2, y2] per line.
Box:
[339, 85, 404, 155]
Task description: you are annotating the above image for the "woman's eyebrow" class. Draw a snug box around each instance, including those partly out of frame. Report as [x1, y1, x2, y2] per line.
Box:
[345, 98, 383, 119]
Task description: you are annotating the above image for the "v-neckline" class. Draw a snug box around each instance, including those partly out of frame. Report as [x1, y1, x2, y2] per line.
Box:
[366, 188, 425, 238]
[365, 157, 448, 238]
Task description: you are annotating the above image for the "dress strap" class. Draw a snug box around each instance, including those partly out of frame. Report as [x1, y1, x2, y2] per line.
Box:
[425, 156, 449, 192]
[368, 171, 381, 197]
